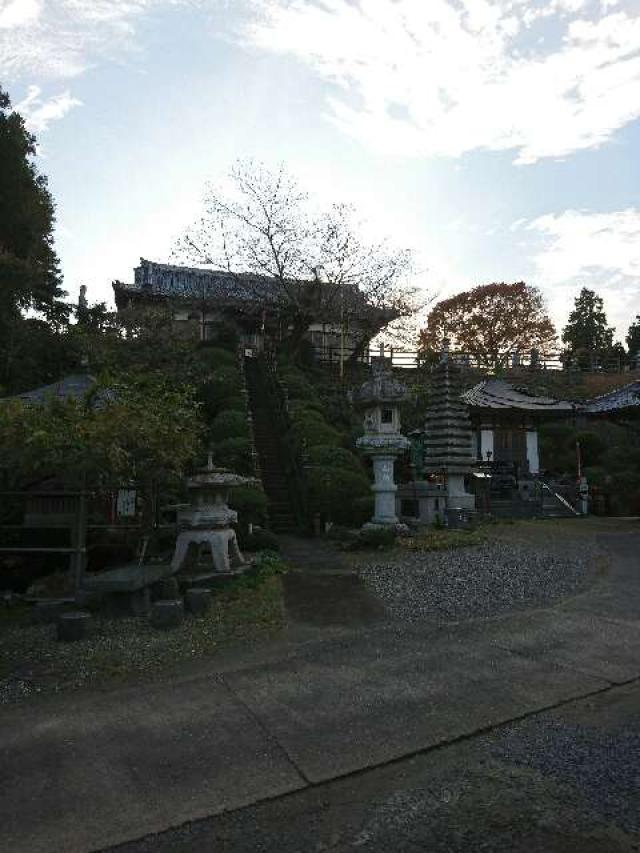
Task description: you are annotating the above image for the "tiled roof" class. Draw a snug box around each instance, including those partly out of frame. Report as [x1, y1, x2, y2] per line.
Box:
[3, 374, 113, 407]
[580, 381, 640, 414]
[463, 379, 574, 412]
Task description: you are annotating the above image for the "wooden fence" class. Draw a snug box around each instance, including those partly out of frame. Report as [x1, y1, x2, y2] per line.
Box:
[314, 345, 635, 373]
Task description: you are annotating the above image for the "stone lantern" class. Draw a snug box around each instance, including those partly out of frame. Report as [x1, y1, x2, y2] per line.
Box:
[170, 454, 259, 576]
[354, 357, 410, 528]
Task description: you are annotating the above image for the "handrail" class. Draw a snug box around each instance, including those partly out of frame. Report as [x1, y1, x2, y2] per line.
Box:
[540, 480, 580, 516]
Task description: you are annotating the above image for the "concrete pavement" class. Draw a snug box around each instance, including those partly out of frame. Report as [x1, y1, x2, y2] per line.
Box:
[1, 529, 638, 852]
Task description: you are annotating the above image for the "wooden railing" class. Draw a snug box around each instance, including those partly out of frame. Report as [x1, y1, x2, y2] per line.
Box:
[313, 345, 637, 373]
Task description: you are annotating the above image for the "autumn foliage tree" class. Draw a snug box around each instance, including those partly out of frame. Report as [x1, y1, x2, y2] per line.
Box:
[417, 282, 557, 368]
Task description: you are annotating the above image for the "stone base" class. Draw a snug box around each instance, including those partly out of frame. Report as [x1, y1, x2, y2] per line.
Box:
[57, 611, 92, 642]
[184, 588, 212, 616]
[150, 599, 184, 629]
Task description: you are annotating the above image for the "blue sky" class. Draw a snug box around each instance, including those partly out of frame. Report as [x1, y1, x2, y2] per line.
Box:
[2, 0, 639, 342]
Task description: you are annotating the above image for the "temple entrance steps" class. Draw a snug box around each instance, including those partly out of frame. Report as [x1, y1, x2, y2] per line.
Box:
[243, 356, 298, 533]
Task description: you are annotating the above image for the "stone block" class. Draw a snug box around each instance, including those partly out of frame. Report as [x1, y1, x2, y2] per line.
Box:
[104, 588, 151, 617]
[57, 611, 92, 642]
[151, 599, 184, 629]
[31, 600, 70, 624]
[151, 577, 180, 601]
[185, 588, 211, 616]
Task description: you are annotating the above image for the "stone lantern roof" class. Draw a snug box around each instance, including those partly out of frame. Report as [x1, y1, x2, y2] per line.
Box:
[352, 357, 408, 407]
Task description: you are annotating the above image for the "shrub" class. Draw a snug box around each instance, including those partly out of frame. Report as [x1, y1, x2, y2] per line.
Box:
[214, 437, 253, 474]
[239, 528, 281, 552]
[194, 346, 237, 371]
[305, 445, 366, 475]
[281, 370, 318, 402]
[307, 466, 370, 524]
[209, 410, 250, 442]
[290, 410, 343, 451]
[229, 485, 268, 527]
[356, 526, 396, 550]
[199, 366, 242, 418]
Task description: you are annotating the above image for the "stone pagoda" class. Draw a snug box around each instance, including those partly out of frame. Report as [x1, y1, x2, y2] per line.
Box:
[354, 357, 410, 529]
[423, 347, 475, 514]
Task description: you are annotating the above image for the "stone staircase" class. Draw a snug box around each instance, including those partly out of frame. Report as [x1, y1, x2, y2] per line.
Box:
[244, 356, 298, 533]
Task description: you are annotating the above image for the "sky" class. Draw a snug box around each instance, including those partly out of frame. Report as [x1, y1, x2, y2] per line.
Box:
[2, 0, 640, 343]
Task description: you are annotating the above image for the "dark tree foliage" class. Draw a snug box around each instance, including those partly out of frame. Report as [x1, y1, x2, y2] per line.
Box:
[561, 288, 616, 367]
[0, 86, 65, 316]
[0, 86, 69, 392]
[626, 315, 640, 362]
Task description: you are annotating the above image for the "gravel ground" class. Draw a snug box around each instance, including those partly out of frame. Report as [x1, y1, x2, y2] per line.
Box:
[359, 537, 598, 623]
[0, 577, 284, 704]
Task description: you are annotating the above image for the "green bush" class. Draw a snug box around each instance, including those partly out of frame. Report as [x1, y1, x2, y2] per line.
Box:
[239, 528, 281, 552]
[291, 410, 343, 451]
[194, 346, 237, 370]
[281, 370, 318, 402]
[229, 485, 268, 526]
[356, 526, 396, 550]
[305, 444, 366, 475]
[209, 410, 250, 442]
[199, 366, 242, 418]
[307, 466, 370, 524]
[222, 396, 247, 414]
[214, 437, 253, 474]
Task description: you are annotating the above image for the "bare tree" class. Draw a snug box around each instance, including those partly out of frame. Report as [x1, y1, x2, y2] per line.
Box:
[173, 160, 418, 359]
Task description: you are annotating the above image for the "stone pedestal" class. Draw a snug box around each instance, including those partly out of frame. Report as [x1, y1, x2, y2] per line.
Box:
[57, 611, 91, 642]
[151, 599, 184, 629]
[185, 588, 211, 616]
[370, 455, 400, 524]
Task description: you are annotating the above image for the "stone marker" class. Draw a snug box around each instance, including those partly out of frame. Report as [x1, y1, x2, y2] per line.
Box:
[150, 599, 184, 629]
[185, 587, 211, 616]
[57, 611, 92, 642]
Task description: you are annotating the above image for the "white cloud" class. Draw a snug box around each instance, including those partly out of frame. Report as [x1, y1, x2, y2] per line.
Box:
[0, 0, 41, 29]
[246, 0, 640, 164]
[15, 85, 82, 132]
[527, 207, 640, 333]
[0, 0, 195, 79]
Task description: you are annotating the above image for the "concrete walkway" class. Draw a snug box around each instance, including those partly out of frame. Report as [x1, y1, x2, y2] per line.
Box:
[1, 531, 639, 853]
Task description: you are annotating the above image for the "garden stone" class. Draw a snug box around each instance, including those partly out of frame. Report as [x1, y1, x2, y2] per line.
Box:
[57, 611, 92, 642]
[74, 589, 103, 611]
[151, 577, 180, 601]
[151, 599, 184, 629]
[31, 600, 69, 624]
[185, 587, 211, 616]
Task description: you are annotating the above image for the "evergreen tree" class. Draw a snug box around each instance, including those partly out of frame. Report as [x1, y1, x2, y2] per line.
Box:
[0, 85, 68, 392]
[626, 315, 640, 363]
[561, 287, 616, 368]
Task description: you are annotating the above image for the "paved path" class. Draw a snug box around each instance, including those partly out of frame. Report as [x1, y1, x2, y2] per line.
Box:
[1, 530, 639, 852]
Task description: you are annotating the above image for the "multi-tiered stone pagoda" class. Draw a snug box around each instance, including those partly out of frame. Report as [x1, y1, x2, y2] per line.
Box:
[423, 348, 476, 514]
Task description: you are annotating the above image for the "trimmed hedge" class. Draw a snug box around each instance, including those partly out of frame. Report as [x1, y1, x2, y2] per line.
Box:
[290, 409, 344, 451]
[229, 485, 268, 527]
[214, 437, 253, 474]
[209, 410, 250, 442]
[199, 366, 242, 418]
[307, 466, 370, 525]
[305, 444, 366, 475]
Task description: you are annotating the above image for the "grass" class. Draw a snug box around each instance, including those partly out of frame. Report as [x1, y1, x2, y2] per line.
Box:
[396, 528, 486, 552]
[0, 556, 286, 704]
